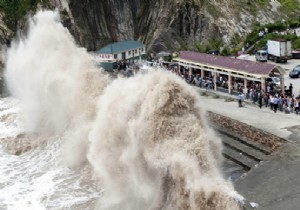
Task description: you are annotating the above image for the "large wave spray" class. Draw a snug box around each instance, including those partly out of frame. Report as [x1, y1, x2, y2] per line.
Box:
[5, 10, 108, 166]
[88, 72, 242, 210]
[3, 10, 243, 210]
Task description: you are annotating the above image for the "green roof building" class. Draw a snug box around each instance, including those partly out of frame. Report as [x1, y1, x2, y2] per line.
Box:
[93, 40, 146, 71]
[96, 40, 144, 54]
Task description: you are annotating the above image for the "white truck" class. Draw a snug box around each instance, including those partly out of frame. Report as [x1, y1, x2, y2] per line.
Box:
[267, 39, 292, 63]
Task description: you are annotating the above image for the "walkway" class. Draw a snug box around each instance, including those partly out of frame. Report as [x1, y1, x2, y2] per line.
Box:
[196, 87, 300, 210]
[196, 88, 300, 142]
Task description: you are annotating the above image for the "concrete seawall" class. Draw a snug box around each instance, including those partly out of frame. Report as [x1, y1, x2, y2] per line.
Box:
[195, 87, 300, 210]
[208, 111, 285, 152]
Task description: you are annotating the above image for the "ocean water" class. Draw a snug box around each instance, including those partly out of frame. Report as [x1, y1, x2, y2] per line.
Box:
[0, 98, 100, 210]
[1, 10, 244, 210]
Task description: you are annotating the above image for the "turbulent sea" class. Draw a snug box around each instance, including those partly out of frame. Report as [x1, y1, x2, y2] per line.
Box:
[0, 10, 244, 210]
[0, 98, 100, 210]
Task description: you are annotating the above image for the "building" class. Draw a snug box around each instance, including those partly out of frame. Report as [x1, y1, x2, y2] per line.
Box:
[93, 40, 146, 71]
[173, 51, 285, 95]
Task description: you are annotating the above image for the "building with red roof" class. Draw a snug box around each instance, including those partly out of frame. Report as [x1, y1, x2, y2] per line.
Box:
[173, 51, 285, 94]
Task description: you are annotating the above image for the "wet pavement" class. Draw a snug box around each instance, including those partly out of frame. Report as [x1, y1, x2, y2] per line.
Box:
[196, 88, 300, 210]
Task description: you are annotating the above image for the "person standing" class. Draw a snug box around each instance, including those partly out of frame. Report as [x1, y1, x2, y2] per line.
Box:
[193, 74, 201, 87]
[267, 85, 270, 94]
[279, 96, 284, 112]
[273, 96, 278, 113]
[237, 93, 242, 107]
[264, 93, 269, 107]
[295, 99, 299, 114]
[270, 95, 274, 110]
[290, 97, 295, 112]
[289, 83, 293, 96]
[259, 94, 263, 109]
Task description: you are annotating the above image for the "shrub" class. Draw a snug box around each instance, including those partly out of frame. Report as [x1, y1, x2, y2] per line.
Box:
[0, 0, 43, 30]
[292, 39, 300, 50]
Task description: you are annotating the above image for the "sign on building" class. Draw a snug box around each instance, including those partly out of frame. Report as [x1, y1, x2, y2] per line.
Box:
[95, 54, 114, 61]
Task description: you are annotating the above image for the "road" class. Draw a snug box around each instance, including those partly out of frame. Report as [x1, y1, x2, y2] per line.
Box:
[247, 55, 300, 97]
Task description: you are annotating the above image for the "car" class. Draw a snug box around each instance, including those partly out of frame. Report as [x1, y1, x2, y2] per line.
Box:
[255, 50, 267, 62]
[206, 50, 219, 55]
[289, 65, 300, 78]
[266, 77, 281, 87]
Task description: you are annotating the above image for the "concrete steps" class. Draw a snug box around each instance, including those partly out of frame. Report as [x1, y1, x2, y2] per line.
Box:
[222, 147, 259, 170]
[222, 133, 269, 161]
[217, 130, 270, 171]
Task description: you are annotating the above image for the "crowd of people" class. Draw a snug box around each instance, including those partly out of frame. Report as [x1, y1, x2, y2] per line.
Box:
[162, 63, 300, 115]
[236, 81, 300, 116]
[164, 65, 215, 90]
[237, 88, 299, 114]
[114, 60, 299, 116]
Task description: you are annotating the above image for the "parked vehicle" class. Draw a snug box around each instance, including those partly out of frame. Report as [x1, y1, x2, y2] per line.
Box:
[289, 65, 300, 78]
[266, 77, 281, 87]
[265, 76, 287, 93]
[255, 50, 267, 62]
[267, 39, 292, 63]
[206, 50, 219, 55]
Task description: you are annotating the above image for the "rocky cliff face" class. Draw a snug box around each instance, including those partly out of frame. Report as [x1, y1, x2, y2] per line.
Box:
[66, 0, 294, 52]
[0, 0, 299, 52]
[0, 12, 12, 46]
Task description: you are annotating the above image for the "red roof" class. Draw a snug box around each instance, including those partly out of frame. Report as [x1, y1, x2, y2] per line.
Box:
[177, 51, 276, 76]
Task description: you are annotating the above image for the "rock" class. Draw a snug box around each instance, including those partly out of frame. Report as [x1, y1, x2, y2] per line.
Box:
[0, 1, 299, 53]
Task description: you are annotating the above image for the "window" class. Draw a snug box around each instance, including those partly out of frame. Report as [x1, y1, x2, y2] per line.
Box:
[114, 54, 117, 59]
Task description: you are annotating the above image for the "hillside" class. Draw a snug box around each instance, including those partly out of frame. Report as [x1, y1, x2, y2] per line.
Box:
[0, 0, 300, 52]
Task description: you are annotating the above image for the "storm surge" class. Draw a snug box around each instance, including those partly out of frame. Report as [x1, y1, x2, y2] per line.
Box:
[89, 72, 243, 210]
[5, 10, 108, 166]
[3, 10, 243, 210]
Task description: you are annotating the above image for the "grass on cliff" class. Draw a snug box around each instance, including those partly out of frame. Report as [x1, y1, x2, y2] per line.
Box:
[256, 0, 299, 11]
[0, 0, 49, 31]
[244, 18, 300, 50]
[255, 33, 300, 50]
[278, 0, 300, 12]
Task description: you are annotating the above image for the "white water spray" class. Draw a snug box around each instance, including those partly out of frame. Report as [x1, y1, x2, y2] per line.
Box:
[5, 10, 108, 166]
[88, 72, 242, 210]
[3, 10, 243, 210]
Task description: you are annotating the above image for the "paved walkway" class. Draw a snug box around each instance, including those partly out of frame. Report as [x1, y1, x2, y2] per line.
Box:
[195, 88, 300, 142]
[195, 87, 300, 210]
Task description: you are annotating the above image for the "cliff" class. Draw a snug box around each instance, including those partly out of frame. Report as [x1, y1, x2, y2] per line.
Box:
[60, 0, 300, 52]
[0, 0, 299, 52]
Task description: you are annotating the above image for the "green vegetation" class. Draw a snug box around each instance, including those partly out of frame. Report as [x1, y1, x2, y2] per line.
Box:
[0, 0, 48, 30]
[181, 42, 189, 50]
[256, 0, 268, 5]
[194, 38, 232, 56]
[278, 0, 300, 12]
[195, 41, 206, 52]
[255, 0, 299, 11]
[255, 33, 300, 50]
[221, 47, 230, 56]
[206, 3, 220, 19]
[230, 33, 243, 46]
[244, 19, 300, 50]
[193, 17, 300, 56]
[60, 9, 68, 17]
